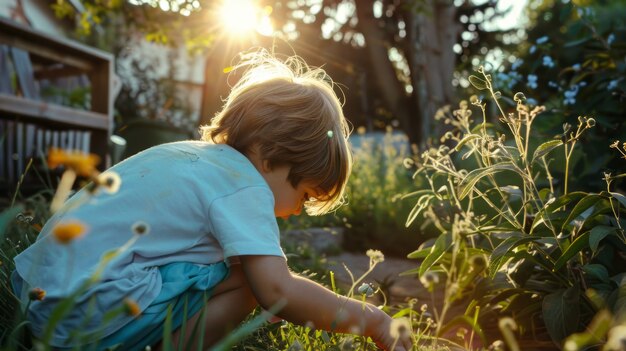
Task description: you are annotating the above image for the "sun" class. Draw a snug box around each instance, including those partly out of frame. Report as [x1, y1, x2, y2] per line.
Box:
[219, 0, 274, 37]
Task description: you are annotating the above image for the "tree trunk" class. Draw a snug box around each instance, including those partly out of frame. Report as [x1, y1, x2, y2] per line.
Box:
[407, 0, 459, 146]
[354, 1, 414, 139]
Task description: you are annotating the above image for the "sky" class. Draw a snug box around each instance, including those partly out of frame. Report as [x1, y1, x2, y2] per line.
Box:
[487, 0, 529, 31]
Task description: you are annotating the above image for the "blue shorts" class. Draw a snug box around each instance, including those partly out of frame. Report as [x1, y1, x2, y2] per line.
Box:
[14, 261, 229, 351]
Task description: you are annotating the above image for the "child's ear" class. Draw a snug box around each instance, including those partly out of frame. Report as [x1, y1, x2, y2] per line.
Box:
[261, 159, 272, 173]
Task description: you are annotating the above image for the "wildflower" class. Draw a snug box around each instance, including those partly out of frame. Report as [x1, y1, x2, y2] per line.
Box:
[419, 271, 440, 289]
[527, 98, 538, 106]
[131, 221, 151, 236]
[95, 172, 122, 194]
[123, 298, 141, 317]
[389, 317, 411, 339]
[366, 249, 384, 263]
[489, 340, 505, 351]
[511, 59, 523, 70]
[608, 80, 619, 90]
[53, 221, 87, 244]
[578, 81, 587, 87]
[420, 304, 428, 312]
[607, 33, 616, 47]
[527, 74, 538, 89]
[542, 55, 555, 68]
[28, 287, 46, 301]
[47, 148, 100, 177]
[603, 324, 626, 351]
[548, 81, 558, 89]
[536, 36, 549, 44]
[357, 283, 375, 297]
[572, 63, 581, 71]
[529, 45, 536, 54]
[563, 86, 579, 105]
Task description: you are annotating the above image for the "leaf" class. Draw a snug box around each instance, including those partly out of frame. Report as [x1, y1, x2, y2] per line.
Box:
[609, 192, 626, 209]
[405, 194, 434, 227]
[470, 123, 496, 134]
[458, 162, 518, 200]
[0, 205, 24, 241]
[561, 194, 603, 231]
[419, 232, 453, 276]
[542, 286, 581, 345]
[468, 75, 488, 90]
[488, 236, 536, 278]
[554, 231, 591, 270]
[531, 140, 562, 164]
[563, 37, 593, 48]
[531, 192, 587, 232]
[400, 189, 431, 200]
[455, 134, 481, 151]
[407, 247, 430, 259]
[589, 225, 617, 253]
[582, 264, 610, 283]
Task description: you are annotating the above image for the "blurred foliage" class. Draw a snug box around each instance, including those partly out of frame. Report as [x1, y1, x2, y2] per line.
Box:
[491, 0, 626, 192]
[282, 128, 431, 257]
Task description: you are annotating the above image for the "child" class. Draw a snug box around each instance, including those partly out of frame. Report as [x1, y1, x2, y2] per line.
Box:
[11, 51, 412, 351]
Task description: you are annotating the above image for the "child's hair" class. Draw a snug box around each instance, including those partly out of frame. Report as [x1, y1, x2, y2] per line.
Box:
[200, 50, 352, 215]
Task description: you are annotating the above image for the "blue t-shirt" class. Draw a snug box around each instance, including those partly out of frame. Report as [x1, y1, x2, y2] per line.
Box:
[12, 141, 286, 346]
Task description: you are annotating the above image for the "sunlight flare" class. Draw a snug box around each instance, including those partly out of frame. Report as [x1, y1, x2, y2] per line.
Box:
[218, 0, 273, 37]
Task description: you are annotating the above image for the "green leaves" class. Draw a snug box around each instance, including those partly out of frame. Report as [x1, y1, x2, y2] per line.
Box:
[458, 162, 518, 200]
[468, 75, 488, 90]
[561, 194, 603, 231]
[419, 231, 453, 276]
[542, 286, 581, 345]
[589, 225, 617, 253]
[554, 231, 590, 270]
[531, 139, 562, 164]
[488, 235, 537, 278]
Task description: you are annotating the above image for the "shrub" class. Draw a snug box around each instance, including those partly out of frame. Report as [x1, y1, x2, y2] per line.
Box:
[405, 66, 626, 349]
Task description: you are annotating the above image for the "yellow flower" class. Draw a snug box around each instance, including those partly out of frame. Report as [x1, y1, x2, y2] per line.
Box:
[53, 221, 87, 244]
[123, 298, 141, 317]
[28, 287, 46, 301]
[47, 148, 100, 177]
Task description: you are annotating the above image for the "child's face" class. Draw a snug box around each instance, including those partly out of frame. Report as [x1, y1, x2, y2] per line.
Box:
[259, 164, 319, 219]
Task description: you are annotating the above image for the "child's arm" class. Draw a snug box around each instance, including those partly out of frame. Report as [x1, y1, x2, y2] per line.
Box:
[240, 255, 412, 351]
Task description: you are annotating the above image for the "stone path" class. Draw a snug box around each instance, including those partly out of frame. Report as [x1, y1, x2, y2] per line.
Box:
[282, 227, 430, 305]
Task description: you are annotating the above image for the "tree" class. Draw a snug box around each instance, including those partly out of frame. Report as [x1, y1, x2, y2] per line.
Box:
[56, 0, 510, 146]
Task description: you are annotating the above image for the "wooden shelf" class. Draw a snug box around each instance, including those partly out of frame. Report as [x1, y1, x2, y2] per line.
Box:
[0, 93, 110, 130]
[0, 16, 115, 185]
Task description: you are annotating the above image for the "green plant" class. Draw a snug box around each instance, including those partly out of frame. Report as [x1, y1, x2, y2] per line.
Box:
[284, 128, 429, 257]
[405, 66, 626, 349]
